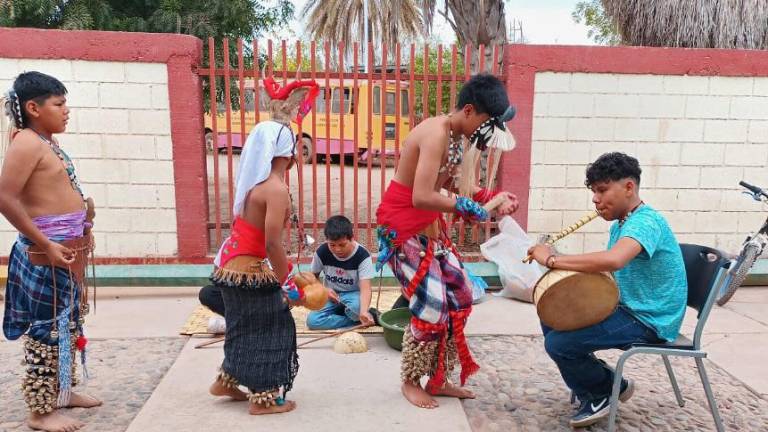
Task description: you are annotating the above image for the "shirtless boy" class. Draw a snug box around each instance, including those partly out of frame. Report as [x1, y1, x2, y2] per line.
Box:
[1, 72, 100, 432]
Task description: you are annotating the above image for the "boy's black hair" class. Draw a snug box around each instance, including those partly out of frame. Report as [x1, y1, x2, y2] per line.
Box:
[456, 73, 510, 118]
[324, 215, 354, 241]
[9, 71, 67, 128]
[585, 152, 642, 188]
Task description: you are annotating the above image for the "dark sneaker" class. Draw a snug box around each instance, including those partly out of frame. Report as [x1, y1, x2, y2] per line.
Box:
[570, 396, 610, 427]
[619, 378, 635, 402]
[569, 379, 634, 428]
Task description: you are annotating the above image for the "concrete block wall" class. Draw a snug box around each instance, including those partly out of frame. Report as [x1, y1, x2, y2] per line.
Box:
[529, 71, 768, 254]
[0, 28, 206, 262]
[0, 59, 177, 256]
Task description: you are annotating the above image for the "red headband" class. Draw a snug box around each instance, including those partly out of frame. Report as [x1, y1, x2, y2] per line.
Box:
[263, 77, 320, 121]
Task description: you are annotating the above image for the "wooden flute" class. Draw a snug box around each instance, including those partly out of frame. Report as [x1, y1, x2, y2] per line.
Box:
[523, 210, 601, 264]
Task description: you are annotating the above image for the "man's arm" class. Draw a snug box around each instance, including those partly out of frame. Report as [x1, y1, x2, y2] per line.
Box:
[357, 278, 374, 326]
[0, 136, 74, 266]
[264, 184, 291, 282]
[356, 256, 376, 325]
[528, 237, 643, 273]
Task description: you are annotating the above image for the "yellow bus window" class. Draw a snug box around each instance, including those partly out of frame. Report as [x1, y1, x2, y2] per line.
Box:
[401, 89, 409, 115]
[373, 87, 394, 115]
[316, 87, 329, 113]
[331, 88, 351, 113]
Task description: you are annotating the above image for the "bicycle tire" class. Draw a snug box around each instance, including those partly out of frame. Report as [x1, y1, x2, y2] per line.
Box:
[717, 242, 761, 306]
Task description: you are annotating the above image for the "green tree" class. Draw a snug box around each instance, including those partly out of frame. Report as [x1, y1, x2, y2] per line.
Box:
[0, 0, 295, 113]
[571, 0, 620, 46]
[0, 0, 293, 41]
[413, 45, 466, 118]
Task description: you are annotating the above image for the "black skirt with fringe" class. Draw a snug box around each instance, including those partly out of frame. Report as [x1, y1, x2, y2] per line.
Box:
[219, 280, 299, 394]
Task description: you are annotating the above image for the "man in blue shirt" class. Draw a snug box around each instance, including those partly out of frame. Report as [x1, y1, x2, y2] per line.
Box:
[527, 152, 687, 428]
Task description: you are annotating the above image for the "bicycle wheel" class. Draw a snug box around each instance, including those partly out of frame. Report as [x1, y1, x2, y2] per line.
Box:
[717, 242, 761, 306]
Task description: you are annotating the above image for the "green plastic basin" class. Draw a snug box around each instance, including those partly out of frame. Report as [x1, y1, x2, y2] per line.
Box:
[379, 307, 411, 351]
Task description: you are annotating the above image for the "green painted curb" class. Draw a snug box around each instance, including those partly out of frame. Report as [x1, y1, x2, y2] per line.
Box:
[4, 260, 766, 288]
[79, 262, 501, 287]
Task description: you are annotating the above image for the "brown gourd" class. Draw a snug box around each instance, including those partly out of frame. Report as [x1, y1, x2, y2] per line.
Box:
[293, 271, 329, 310]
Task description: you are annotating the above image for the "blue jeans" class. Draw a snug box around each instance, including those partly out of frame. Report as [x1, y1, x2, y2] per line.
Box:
[542, 306, 663, 401]
[306, 291, 361, 330]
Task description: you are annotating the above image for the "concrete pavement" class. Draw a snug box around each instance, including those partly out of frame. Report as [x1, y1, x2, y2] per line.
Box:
[1, 287, 767, 431]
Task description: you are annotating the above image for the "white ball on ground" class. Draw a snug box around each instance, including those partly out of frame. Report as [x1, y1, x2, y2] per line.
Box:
[333, 331, 368, 354]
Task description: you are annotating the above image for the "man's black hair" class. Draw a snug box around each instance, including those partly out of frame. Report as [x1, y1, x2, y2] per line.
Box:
[12, 71, 67, 126]
[585, 152, 642, 188]
[456, 73, 509, 118]
[324, 215, 354, 241]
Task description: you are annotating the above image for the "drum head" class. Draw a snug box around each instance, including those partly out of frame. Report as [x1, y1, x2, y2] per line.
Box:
[536, 272, 618, 331]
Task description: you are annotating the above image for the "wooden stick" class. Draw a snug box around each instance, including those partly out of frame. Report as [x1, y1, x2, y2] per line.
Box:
[297, 323, 369, 348]
[483, 193, 509, 212]
[194, 336, 225, 349]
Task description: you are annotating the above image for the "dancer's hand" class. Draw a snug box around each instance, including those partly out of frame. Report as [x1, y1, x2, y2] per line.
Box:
[495, 192, 519, 216]
[45, 241, 75, 267]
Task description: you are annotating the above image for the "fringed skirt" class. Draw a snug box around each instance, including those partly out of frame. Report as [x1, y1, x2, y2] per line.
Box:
[219, 281, 299, 394]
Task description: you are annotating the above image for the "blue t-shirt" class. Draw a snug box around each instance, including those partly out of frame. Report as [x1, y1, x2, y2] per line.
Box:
[607, 205, 687, 341]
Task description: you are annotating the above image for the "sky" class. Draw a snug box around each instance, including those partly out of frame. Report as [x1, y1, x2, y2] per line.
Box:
[265, 0, 596, 46]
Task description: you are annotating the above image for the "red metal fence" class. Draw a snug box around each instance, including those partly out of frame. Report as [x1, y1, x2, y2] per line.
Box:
[200, 39, 505, 261]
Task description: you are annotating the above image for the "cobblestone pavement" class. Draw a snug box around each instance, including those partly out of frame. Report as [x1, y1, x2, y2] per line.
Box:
[0, 337, 186, 432]
[461, 335, 768, 431]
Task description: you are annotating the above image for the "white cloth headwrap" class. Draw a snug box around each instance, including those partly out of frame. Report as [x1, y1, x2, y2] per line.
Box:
[214, 120, 294, 267]
[232, 120, 295, 216]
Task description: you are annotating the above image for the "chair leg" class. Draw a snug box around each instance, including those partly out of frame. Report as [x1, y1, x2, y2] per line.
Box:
[607, 353, 630, 432]
[695, 357, 725, 432]
[662, 355, 685, 407]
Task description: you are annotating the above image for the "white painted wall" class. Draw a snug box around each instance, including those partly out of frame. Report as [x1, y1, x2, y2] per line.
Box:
[0, 59, 177, 256]
[530, 72, 768, 254]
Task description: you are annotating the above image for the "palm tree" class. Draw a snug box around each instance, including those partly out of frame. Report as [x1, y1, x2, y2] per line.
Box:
[601, 0, 768, 49]
[302, 0, 509, 69]
[301, 0, 423, 51]
[422, 0, 508, 49]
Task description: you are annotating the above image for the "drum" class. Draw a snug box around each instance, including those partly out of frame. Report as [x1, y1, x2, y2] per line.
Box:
[533, 269, 619, 331]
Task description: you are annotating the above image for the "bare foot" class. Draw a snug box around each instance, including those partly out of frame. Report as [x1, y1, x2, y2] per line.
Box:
[249, 400, 297, 415]
[65, 392, 103, 408]
[428, 382, 476, 399]
[209, 380, 248, 401]
[28, 411, 84, 432]
[402, 381, 439, 409]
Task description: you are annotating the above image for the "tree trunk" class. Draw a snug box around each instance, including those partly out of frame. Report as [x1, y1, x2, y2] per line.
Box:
[446, 0, 507, 71]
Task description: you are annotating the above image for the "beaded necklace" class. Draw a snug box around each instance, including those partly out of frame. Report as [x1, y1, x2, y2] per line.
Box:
[439, 115, 464, 177]
[34, 131, 84, 199]
[619, 201, 644, 227]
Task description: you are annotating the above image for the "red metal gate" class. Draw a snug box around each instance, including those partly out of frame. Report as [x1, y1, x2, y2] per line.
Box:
[200, 40, 504, 261]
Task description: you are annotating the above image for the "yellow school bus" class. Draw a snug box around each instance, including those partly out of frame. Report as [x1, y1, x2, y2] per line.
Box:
[204, 79, 411, 163]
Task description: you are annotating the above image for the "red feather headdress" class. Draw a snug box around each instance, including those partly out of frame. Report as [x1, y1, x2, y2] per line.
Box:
[263, 76, 320, 121]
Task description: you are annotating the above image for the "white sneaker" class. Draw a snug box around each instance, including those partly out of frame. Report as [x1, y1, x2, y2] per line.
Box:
[207, 316, 226, 334]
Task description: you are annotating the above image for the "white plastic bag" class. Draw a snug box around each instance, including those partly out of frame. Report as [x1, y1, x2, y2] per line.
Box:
[480, 216, 544, 303]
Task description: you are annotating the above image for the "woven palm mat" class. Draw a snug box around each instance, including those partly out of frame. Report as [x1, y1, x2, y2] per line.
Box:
[181, 288, 402, 336]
